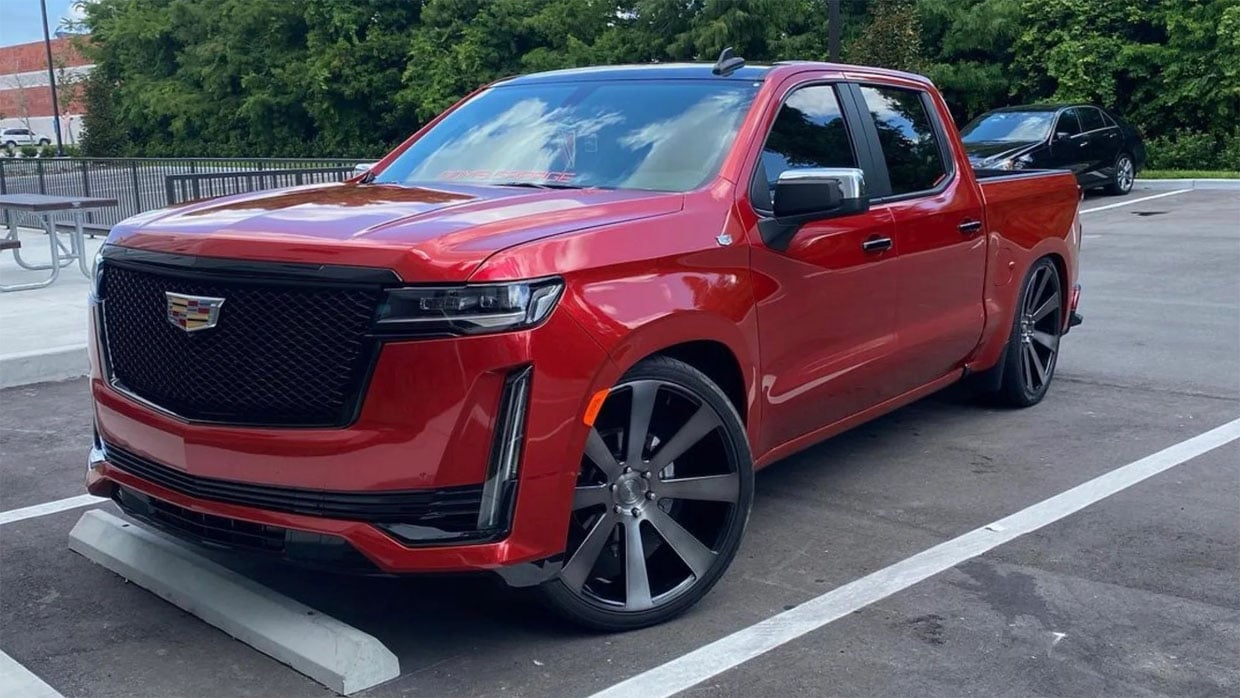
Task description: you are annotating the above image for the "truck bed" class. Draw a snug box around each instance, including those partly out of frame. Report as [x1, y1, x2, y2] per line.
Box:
[978, 169, 1080, 248]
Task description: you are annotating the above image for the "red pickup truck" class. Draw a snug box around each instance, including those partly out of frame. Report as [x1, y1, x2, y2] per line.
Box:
[86, 58, 1082, 630]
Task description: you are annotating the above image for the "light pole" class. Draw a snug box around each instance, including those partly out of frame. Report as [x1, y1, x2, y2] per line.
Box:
[828, 0, 841, 62]
[40, 0, 65, 155]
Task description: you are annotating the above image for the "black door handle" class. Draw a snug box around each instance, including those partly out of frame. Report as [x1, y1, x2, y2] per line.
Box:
[862, 236, 893, 253]
[958, 219, 983, 234]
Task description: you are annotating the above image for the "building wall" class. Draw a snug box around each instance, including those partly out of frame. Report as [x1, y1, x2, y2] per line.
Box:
[0, 37, 92, 145]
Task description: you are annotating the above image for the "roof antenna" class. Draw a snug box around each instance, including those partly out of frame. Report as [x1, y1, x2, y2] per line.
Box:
[712, 47, 745, 77]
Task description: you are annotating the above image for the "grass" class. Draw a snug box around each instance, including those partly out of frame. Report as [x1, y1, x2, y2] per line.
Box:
[1140, 169, 1240, 179]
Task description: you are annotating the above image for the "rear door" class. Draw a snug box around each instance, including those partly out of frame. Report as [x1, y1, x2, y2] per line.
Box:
[850, 82, 987, 392]
[744, 79, 901, 452]
[1078, 106, 1119, 185]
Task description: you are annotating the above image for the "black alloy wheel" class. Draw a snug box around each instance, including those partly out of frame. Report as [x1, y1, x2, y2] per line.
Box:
[540, 356, 753, 631]
[995, 258, 1063, 407]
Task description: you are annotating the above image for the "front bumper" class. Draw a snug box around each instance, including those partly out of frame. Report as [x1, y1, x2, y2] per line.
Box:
[87, 288, 611, 578]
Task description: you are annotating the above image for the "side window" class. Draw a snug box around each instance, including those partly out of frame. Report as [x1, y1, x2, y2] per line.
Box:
[1057, 110, 1083, 136]
[1079, 107, 1106, 132]
[754, 84, 856, 207]
[858, 85, 947, 196]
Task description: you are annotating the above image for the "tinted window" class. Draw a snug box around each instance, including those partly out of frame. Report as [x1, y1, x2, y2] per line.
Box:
[375, 80, 758, 193]
[758, 85, 856, 194]
[859, 85, 947, 196]
[1079, 107, 1106, 132]
[1057, 110, 1083, 136]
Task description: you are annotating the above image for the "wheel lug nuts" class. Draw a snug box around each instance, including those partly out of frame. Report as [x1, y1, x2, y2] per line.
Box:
[631, 507, 641, 517]
[623, 466, 632, 474]
[609, 483, 617, 491]
[641, 471, 651, 479]
[614, 505, 624, 514]
[645, 492, 657, 500]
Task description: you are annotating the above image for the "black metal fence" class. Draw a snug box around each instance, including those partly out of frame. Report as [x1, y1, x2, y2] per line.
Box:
[165, 166, 357, 206]
[0, 157, 364, 229]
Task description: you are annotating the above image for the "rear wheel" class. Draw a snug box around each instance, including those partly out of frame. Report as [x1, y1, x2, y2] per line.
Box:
[1106, 152, 1135, 195]
[38, 139, 50, 147]
[992, 258, 1064, 407]
[539, 356, 753, 631]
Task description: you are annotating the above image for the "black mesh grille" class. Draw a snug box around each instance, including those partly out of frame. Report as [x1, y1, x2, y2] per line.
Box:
[100, 262, 382, 426]
[104, 441, 484, 531]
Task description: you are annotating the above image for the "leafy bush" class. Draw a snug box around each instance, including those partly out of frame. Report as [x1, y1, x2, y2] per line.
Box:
[19, 145, 39, 158]
[1146, 130, 1240, 171]
[39, 144, 60, 158]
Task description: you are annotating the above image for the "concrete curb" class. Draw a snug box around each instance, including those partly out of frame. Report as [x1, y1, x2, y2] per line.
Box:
[69, 510, 400, 695]
[0, 344, 88, 389]
[1135, 178, 1240, 190]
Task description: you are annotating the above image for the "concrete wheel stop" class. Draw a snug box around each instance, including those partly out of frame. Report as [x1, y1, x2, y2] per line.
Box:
[68, 510, 400, 694]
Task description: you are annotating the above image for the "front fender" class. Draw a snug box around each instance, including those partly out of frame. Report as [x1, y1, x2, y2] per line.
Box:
[559, 265, 760, 447]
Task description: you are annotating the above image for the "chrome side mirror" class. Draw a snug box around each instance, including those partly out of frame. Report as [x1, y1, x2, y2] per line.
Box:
[772, 167, 868, 223]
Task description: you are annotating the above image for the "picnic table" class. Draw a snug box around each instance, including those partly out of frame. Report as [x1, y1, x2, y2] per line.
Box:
[0, 193, 118, 292]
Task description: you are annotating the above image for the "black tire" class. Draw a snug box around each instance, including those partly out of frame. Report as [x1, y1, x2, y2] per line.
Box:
[539, 355, 753, 631]
[1105, 151, 1135, 195]
[992, 257, 1064, 407]
[38, 139, 50, 147]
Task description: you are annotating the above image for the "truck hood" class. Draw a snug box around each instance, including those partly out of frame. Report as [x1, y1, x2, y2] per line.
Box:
[109, 183, 684, 282]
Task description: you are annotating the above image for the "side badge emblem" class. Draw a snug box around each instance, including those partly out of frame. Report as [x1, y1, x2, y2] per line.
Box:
[716, 233, 733, 247]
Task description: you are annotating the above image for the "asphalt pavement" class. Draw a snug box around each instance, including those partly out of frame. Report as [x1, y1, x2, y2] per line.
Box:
[0, 188, 1237, 697]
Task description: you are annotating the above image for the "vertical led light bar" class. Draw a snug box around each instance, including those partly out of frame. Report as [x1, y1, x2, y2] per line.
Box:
[477, 366, 532, 531]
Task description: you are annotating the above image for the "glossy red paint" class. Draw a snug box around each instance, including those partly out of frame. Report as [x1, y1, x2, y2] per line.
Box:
[87, 62, 1080, 576]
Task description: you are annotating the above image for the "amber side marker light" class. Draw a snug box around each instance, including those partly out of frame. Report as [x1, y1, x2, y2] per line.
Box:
[583, 388, 610, 426]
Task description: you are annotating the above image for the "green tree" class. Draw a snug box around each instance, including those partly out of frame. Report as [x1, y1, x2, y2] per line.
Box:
[845, 0, 923, 72]
[919, 0, 1024, 124]
[1013, 0, 1239, 167]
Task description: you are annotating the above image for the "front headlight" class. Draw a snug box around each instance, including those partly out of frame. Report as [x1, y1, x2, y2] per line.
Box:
[374, 278, 563, 336]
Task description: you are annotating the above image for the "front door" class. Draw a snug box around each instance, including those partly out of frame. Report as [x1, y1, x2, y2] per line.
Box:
[745, 81, 901, 453]
[1049, 108, 1089, 179]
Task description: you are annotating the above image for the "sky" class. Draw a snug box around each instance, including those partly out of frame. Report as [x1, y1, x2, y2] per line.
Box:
[0, 0, 83, 48]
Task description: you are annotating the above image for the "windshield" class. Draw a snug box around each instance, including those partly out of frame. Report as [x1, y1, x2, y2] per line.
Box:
[374, 80, 759, 192]
[961, 111, 1055, 143]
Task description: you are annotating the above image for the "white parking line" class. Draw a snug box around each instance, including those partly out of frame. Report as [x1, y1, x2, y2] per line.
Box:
[1081, 188, 1191, 214]
[0, 494, 107, 526]
[591, 416, 1240, 698]
[0, 649, 63, 698]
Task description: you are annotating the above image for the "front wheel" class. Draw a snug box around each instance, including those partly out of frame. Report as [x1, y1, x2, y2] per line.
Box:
[1106, 152, 1135, 195]
[38, 139, 50, 147]
[992, 258, 1064, 407]
[539, 356, 753, 631]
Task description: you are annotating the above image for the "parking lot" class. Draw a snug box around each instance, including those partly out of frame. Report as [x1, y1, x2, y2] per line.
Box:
[1, 188, 1237, 697]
